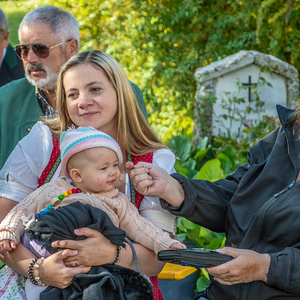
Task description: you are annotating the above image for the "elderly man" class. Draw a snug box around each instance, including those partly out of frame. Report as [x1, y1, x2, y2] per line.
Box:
[0, 8, 24, 87]
[0, 5, 147, 170]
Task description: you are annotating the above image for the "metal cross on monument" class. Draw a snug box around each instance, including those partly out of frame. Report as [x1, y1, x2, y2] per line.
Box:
[242, 75, 257, 102]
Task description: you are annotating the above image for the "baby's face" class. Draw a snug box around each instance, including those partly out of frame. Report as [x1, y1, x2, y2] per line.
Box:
[79, 147, 121, 193]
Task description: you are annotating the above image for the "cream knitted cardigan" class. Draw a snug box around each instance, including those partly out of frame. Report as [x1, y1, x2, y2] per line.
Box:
[0, 177, 178, 254]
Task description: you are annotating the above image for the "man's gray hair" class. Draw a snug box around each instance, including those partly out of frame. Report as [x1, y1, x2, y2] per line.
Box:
[0, 8, 8, 39]
[18, 5, 80, 47]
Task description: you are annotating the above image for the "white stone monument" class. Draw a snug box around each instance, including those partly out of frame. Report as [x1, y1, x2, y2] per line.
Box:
[193, 50, 299, 145]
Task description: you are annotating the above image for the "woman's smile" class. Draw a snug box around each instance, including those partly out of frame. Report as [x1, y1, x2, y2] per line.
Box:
[79, 111, 99, 118]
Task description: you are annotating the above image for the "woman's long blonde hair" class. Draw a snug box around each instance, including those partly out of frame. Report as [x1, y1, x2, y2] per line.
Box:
[45, 50, 167, 155]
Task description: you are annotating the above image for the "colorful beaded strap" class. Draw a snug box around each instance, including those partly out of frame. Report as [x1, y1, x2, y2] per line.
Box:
[21, 188, 81, 229]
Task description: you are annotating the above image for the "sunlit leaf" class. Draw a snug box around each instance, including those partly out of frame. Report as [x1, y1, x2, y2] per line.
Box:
[196, 276, 210, 292]
[196, 159, 224, 181]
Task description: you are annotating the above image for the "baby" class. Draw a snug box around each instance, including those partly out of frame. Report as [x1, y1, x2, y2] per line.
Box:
[0, 126, 186, 253]
[0, 127, 185, 298]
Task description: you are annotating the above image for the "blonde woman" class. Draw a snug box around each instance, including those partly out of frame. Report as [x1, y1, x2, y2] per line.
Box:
[0, 51, 177, 300]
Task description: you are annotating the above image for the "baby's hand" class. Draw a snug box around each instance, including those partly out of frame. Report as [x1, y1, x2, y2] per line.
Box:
[169, 242, 187, 249]
[0, 240, 16, 258]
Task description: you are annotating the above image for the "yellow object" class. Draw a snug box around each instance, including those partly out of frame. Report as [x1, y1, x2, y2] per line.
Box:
[158, 263, 197, 280]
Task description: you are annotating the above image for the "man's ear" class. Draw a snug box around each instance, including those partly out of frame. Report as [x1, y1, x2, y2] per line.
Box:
[69, 168, 83, 183]
[68, 38, 79, 57]
[3, 31, 9, 48]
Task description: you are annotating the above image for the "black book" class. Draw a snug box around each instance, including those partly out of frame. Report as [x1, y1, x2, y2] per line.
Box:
[157, 248, 233, 268]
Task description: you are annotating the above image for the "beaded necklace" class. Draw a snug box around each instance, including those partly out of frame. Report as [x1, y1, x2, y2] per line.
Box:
[21, 188, 81, 229]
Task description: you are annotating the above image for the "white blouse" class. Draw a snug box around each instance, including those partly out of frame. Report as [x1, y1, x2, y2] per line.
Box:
[0, 121, 177, 234]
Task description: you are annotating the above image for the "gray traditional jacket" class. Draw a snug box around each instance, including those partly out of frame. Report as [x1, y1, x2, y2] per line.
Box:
[162, 105, 300, 300]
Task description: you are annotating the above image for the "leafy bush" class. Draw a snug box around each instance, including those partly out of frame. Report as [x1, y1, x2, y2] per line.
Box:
[16, 0, 300, 142]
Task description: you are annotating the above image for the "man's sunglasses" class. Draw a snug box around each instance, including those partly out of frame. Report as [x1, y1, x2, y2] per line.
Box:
[15, 39, 72, 60]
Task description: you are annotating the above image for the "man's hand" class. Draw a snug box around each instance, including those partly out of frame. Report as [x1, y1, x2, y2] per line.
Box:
[125, 161, 184, 206]
[206, 247, 271, 285]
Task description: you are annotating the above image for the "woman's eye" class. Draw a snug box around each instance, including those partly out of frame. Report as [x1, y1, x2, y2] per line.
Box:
[67, 93, 78, 99]
[91, 87, 101, 92]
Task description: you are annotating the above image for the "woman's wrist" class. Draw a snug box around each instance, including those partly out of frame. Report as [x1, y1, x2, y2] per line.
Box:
[28, 257, 46, 286]
[115, 242, 135, 270]
[111, 245, 121, 265]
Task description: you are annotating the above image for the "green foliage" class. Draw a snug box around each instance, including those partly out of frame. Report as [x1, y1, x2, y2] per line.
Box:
[256, 0, 300, 67]
[0, 1, 32, 46]
[196, 268, 210, 292]
[3, 0, 299, 142]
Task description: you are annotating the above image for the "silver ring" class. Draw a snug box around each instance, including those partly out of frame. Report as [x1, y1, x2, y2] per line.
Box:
[74, 260, 77, 267]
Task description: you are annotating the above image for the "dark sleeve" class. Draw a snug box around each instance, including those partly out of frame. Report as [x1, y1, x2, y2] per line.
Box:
[160, 164, 250, 232]
[267, 248, 300, 294]
[129, 80, 148, 120]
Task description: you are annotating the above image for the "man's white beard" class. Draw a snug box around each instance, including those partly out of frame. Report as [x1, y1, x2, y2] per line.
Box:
[25, 63, 59, 91]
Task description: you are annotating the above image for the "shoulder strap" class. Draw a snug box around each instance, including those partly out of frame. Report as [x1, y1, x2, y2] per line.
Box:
[127, 152, 153, 209]
[38, 137, 61, 187]
[124, 237, 140, 273]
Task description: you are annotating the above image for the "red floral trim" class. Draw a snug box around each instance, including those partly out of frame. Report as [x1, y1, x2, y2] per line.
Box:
[38, 137, 60, 187]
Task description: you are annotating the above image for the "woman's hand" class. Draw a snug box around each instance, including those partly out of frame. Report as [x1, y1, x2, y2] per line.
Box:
[39, 249, 90, 288]
[51, 227, 165, 276]
[206, 247, 271, 285]
[125, 161, 184, 207]
[51, 228, 116, 267]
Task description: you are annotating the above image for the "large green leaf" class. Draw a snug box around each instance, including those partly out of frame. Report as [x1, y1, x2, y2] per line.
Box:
[201, 268, 210, 280]
[205, 238, 224, 250]
[196, 159, 224, 181]
[169, 135, 191, 163]
[223, 145, 237, 165]
[199, 226, 215, 244]
[196, 276, 210, 292]
[194, 148, 209, 163]
[190, 137, 209, 157]
[176, 218, 187, 233]
[176, 233, 187, 241]
[217, 153, 233, 174]
[181, 158, 196, 170]
[182, 218, 197, 230]
[175, 167, 188, 177]
[186, 169, 199, 179]
[198, 136, 209, 151]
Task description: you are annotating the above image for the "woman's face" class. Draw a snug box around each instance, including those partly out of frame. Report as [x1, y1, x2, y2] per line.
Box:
[64, 64, 118, 136]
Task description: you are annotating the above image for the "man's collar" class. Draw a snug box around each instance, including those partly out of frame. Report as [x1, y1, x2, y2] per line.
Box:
[35, 87, 58, 119]
[35, 87, 47, 101]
